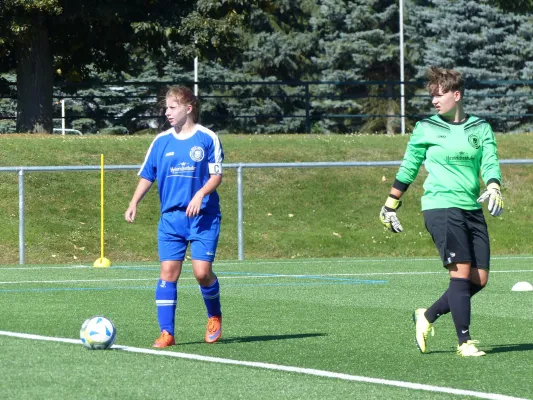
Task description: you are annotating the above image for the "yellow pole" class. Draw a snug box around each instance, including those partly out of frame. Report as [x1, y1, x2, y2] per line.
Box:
[94, 154, 111, 268]
[100, 153, 105, 260]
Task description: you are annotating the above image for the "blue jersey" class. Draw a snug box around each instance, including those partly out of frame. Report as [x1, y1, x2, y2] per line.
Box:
[138, 124, 224, 216]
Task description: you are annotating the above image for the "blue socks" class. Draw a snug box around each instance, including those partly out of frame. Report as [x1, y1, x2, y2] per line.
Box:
[200, 278, 221, 318]
[155, 277, 221, 336]
[155, 279, 177, 336]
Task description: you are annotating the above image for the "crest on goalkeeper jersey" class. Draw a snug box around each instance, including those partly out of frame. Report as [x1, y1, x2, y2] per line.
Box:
[468, 134, 480, 149]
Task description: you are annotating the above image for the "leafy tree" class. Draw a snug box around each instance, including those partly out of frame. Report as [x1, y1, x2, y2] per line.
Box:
[0, 0, 196, 133]
[1, 0, 296, 133]
[169, 0, 319, 133]
[4, 0, 531, 135]
[177, 0, 409, 134]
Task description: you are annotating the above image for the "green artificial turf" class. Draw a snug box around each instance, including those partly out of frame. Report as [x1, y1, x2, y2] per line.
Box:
[1, 257, 532, 399]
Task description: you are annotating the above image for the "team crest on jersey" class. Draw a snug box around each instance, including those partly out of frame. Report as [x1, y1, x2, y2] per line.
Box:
[190, 146, 205, 162]
[468, 134, 480, 149]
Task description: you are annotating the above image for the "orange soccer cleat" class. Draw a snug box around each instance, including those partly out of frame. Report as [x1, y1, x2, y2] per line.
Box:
[152, 330, 175, 348]
[205, 316, 222, 343]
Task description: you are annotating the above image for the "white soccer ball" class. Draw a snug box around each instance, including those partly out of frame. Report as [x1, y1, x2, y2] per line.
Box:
[80, 316, 116, 350]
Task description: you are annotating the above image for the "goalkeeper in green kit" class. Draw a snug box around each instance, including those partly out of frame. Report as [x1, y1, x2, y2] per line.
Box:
[380, 67, 503, 357]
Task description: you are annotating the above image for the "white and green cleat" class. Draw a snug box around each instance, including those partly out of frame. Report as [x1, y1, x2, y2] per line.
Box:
[457, 340, 486, 357]
[412, 308, 434, 353]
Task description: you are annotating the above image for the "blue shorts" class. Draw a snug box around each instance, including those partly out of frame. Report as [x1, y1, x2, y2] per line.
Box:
[158, 210, 221, 262]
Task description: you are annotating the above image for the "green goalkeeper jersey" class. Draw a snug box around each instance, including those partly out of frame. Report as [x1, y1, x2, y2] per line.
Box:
[396, 115, 502, 211]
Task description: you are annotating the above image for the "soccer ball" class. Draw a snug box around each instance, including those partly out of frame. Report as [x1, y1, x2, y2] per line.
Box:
[80, 316, 116, 350]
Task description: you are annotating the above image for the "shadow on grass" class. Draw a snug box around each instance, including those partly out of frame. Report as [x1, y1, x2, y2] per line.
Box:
[486, 343, 533, 354]
[179, 332, 327, 345]
[428, 343, 533, 355]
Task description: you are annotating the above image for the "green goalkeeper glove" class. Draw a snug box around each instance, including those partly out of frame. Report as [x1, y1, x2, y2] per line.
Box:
[380, 196, 403, 233]
[477, 182, 504, 217]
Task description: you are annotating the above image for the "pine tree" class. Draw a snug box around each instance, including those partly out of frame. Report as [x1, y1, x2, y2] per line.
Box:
[310, 0, 406, 134]
[172, 0, 319, 133]
[488, 0, 533, 13]
[406, 0, 533, 131]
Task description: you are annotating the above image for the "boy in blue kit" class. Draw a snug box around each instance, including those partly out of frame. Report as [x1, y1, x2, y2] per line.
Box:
[125, 86, 224, 348]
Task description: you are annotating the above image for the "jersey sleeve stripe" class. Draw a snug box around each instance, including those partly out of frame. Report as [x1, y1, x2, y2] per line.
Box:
[422, 118, 450, 130]
[197, 124, 223, 163]
[464, 119, 488, 131]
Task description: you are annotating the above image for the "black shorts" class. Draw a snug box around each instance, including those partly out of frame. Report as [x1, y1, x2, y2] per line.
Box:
[423, 208, 490, 270]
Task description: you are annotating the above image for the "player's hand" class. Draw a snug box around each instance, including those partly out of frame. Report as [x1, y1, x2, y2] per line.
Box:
[477, 182, 503, 217]
[125, 205, 136, 223]
[380, 196, 403, 233]
[186, 192, 204, 217]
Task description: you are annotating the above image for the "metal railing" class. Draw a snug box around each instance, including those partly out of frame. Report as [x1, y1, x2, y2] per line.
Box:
[2, 79, 532, 134]
[1, 159, 532, 264]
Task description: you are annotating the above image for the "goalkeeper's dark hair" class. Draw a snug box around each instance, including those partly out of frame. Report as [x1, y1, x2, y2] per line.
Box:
[426, 67, 465, 97]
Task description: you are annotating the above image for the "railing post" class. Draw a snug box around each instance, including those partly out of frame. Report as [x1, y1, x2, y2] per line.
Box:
[18, 169, 25, 265]
[237, 165, 244, 261]
[61, 99, 66, 135]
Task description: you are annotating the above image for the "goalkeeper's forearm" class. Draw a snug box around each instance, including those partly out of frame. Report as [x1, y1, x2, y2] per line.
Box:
[390, 178, 410, 200]
[388, 188, 403, 202]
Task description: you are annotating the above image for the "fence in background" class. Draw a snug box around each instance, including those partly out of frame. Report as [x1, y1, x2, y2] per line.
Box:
[1, 80, 532, 134]
[1, 159, 532, 265]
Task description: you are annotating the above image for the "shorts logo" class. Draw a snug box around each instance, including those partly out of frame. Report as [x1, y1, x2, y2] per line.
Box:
[446, 252, 456, 265]
[190, 146, 204, 162]
[468, 134, 480, 149]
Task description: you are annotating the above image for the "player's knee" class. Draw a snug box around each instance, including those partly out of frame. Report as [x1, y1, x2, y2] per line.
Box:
[477, 273, 489, 287]
[194, 274, 210, 285]
[159, 261, 181, 282]
[194, 271, 215, 286]
[160, 271, 179, 282]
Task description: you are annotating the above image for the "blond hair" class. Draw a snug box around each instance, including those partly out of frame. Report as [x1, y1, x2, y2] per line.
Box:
[426, 67, 465, 97]
[165, 85, 200, 123]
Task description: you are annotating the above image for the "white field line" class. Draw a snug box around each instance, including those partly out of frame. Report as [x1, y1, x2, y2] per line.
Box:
[215, 255, 533, 265]
[255, 270, 533, 277]
[1, 269, 532, 286]
[0, 276, 275, 285]
[2, 255, 533, 270]
[0, 330, 526, 400]
[314, 269, 533, 276]
[0, 265, 95, 270]
[215, 256, 533, 266]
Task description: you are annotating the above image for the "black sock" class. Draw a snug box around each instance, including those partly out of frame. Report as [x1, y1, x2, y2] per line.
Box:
[425, 282, 485, 324]
[425, 290, 449, 323]
[470, 283, 483, 297]
[448, 278, 472, 344]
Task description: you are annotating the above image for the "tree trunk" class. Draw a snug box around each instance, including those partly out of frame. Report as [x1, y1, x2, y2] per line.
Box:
[15, 16, 53, 133]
